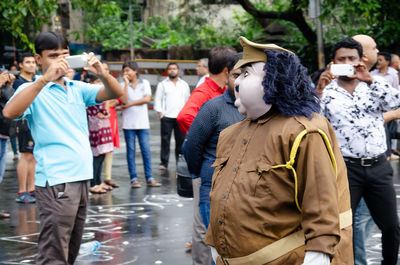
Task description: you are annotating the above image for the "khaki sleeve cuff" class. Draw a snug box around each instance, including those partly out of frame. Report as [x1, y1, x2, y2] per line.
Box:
[305, 235, 339, 257]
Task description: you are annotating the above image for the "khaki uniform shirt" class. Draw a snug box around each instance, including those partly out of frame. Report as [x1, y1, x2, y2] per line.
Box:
[204, 109, 353, 265]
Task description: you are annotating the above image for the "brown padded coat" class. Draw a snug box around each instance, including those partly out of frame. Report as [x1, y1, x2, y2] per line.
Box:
[204, 110, 353, 265]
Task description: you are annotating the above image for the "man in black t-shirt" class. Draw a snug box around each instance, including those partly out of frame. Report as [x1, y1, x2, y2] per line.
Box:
[12, 53, 37, 204]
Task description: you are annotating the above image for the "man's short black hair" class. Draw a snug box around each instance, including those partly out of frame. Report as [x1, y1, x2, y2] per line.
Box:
[227, 52, 243, 72]
[208, 46, 237, 75]
[19, 52, 35, 64]
[122, 61, 139, 71]
[167, 62, 179, 70]
[378, 52, 392, 64]
[34, 32, 69, 55]
[331, 38, 363, 60]
[8, 64, 19, 71]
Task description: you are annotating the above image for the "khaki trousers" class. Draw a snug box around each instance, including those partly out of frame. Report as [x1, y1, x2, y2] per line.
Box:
[36, 180, 89, 265]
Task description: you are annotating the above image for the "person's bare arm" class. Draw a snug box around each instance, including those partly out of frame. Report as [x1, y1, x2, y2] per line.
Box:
[315, 63, 337, 98]
[3, 59, 69, 119]
[104, 100, 110, 112]
[122, 95, 151, 109]
[384, 109, 400, 123]
[108, 99, 119, 108]
[0, 71, 15, 87]
[120, 74, 130, 105]
[0, 71, 9, 87]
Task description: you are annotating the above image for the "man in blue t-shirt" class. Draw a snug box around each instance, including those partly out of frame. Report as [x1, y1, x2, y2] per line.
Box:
[3, 31, 123, 265]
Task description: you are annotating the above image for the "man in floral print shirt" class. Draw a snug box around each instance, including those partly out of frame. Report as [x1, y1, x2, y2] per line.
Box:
[319, 37, 400, 265]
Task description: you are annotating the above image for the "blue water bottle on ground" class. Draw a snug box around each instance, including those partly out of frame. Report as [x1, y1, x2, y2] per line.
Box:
[79, 240, 102, 254]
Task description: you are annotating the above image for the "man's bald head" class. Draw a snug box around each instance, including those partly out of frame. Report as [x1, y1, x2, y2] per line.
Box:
[352, 34, 379, 70]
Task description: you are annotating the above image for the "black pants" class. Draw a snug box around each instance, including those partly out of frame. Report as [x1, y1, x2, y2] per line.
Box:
[384, 123, 392, 157]
[160, 117, 184, 167]
[346, 158, 400, 265]
[91, 154, 105, 186]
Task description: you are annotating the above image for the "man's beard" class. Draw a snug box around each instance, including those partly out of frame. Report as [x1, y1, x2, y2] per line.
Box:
[169, 74, 177, 79]
[228, 85, 236, 100]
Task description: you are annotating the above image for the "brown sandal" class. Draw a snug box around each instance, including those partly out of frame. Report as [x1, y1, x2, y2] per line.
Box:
[104, 180, 120, 188]
[131, 180, 142, 188]
[147, 179, 162, 187]
[100, 182, 113, 191]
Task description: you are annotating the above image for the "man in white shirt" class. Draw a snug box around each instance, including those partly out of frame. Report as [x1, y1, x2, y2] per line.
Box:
[154, 63, 190, 170]
[319, 37, 400, 265]
[391, 54, 400, 82]
[370, 51, 399, 89]
[195, 58, 209, 88]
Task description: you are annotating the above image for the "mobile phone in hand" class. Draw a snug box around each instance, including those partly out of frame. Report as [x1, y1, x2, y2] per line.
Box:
[65, 55, 88, 69]
[330, 64, 355, 76]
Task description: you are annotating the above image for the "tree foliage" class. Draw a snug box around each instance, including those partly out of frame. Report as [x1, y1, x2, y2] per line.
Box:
[0, 0, 58, 51]
[73, 0, 240, 51]
[3, 0, 400, 70]
[321, 0, 400, 49]
[221, 0, 400, 70]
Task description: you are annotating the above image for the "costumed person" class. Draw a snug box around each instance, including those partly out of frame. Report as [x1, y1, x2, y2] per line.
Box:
[204, 37, 353, 265]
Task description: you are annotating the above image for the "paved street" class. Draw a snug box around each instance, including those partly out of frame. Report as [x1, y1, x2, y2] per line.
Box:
[0, 110, 399, 264]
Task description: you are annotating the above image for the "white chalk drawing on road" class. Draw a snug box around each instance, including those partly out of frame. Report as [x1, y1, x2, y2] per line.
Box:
[0, 194, 192, 265]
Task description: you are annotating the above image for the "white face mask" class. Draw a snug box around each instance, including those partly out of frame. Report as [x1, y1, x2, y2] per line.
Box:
[234, 62, 272, 120]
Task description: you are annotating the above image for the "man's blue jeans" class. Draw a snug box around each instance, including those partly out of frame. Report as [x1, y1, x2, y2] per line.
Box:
[199, 202, 211, 229]
[123, 129, 153, 182]
[0, 138, 8, 183]
[354, 197, 375, 265]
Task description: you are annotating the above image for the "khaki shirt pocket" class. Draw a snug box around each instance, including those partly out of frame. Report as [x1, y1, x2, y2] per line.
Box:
[246, 160, 272, 197]
[211, 157, 229, 190]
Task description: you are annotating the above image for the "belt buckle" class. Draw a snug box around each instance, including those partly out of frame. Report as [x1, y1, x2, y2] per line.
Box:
[361, 157, 372, 167]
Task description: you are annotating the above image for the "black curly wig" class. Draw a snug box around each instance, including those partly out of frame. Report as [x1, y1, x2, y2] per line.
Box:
[262, 50, 320, 119]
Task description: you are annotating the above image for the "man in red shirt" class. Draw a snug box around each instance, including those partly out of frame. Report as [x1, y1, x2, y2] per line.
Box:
[177, 46, 236, 265]
[177, 46, 237, 135]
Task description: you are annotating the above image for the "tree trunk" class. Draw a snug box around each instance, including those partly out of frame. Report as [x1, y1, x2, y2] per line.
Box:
[235, 0, 317, 44]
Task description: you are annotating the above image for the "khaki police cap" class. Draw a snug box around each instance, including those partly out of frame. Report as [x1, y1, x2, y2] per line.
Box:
[234, 36, 295, 69]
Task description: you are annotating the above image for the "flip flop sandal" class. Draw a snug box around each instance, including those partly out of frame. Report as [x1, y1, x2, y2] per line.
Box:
[100, 183, 113, 191]
[131, 180, 142, 188]
[185, 241, 192, 249]
[104, 180, 120, 188]
[147, 180, 162, 187]
[0, 211, 11, 218]
[89, 187, 107, 194]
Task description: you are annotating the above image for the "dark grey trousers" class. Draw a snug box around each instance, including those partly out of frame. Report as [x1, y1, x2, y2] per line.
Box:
[36, 180, 89, 265]
[192, 177, 212, 265]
